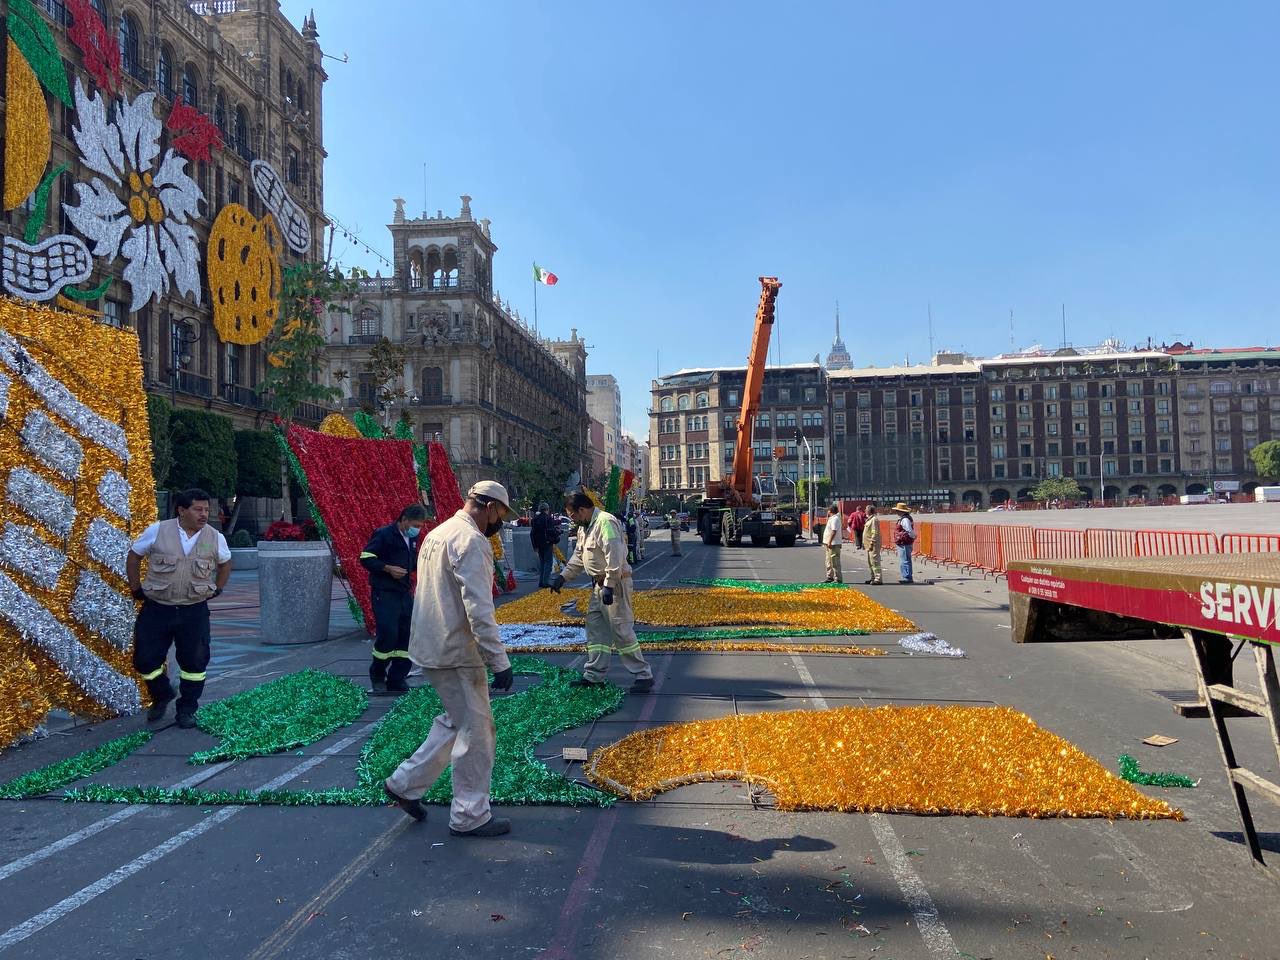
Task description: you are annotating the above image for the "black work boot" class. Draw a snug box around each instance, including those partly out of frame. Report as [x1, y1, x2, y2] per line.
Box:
[369, 663, 387, 693]
[146, 687, 176, 722]
[383, 783, 426, 822]
[450, 818, 511, 838]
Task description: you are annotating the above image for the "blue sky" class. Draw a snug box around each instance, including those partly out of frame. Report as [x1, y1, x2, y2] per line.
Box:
[284, 1, 1280, 438]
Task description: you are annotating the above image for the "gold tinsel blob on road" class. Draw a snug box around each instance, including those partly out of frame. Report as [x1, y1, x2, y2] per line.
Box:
[497, 585, 916, 633]
[588, 705, 1181, 820]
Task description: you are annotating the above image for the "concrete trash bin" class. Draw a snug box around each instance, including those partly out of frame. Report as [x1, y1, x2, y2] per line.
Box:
[258, 540, 333, 645]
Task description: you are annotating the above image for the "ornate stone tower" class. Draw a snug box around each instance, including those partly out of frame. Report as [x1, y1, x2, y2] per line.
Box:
[825, 303, 852, 370]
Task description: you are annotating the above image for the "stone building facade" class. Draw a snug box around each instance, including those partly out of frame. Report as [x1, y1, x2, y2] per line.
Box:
[586, 373, 623, 471]
[1, 0, 331, 428]
[649, 363, 830, 501]
[323, 196, 588, 495]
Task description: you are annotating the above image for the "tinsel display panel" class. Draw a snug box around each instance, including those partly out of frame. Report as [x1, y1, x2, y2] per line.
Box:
[588, 704, 1182, 820]
[0, 298, 155, 748]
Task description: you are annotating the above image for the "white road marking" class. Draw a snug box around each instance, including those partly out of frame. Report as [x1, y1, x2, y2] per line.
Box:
[0, 734, 361, 951]
[868, 813, 960, 958]
[0, 760, 233, 883]
[788, 654, 827, 709]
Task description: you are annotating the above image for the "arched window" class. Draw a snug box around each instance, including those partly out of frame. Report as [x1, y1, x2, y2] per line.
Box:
[182, 63, 199, 108]
[285, 69, 295, 106]
[357, 307, 379, 337]
[286, 146, 299, 184]
[677, 395, 691, 410]
[696, 392, 709, 408]
[118, 12, 141, 79]
[157, 44, 174, 99]
[660, 397, 674, 413]
[421, 367, 443, 402]
[234, 105, 249, 156]
[213, 90, 227, 135]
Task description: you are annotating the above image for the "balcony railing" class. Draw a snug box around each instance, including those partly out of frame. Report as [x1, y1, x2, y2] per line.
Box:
[413, 394, 452, 406]
[220, 383, 263, 407]
[293, 402, 331, 425]
[175, 370, 212, 398]
[348, 334, 381, 345]
[189, 0, 240, 13]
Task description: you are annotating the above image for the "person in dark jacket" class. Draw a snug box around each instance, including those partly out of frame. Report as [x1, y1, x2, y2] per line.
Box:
[361, 504, 428, 692]
[530, 502, 560, 588]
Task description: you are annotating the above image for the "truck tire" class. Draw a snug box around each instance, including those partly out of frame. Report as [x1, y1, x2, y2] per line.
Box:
[750, 535, 770, 547]
[701, 532, 722, 546]
[775, 534, 796, 547]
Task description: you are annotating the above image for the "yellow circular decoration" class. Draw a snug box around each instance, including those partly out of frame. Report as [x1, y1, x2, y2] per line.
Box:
[317, 413, 361, 438]
[208, 204, 281, 346]
[4, 38, 51, 210]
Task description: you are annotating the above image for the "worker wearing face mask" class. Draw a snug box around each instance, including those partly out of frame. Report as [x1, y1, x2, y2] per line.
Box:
[360, 503, 429, 693]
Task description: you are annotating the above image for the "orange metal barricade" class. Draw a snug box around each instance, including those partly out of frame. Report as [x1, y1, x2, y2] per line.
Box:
[1134, 529, 1220, 557]
[1084, 528, 1137, 559]
[1000, 525, 1036, 566]
[1033, 527, 1087, 560]
[974, 525, 1004, 571]
[1221, 533, 1280, 553]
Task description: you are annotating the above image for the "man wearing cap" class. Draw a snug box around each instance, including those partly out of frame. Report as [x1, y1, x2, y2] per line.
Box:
[551, 491, 654, 694]
[821, 501, 844, 584]
[530, 501, 559, 589]
[891, 502, 917, 584]
[383, 481, 515, 838]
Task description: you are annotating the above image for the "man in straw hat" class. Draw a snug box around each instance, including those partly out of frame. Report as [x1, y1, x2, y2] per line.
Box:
[890, 501, 917, 584]
[383, 481, 515, 838]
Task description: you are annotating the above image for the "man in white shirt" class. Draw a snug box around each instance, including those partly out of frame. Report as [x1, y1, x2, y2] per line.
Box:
[822, 501, 844, 584]
[126, 488, 232, 727]
[383, 481, 514, 838]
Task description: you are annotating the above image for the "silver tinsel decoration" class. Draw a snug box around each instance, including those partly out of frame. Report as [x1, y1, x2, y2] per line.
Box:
[0, 371, 10, 419]
[71, 569, 135, 650]
[0, 570, 140, 714]
[96, 470, 131, 521]
[898, 632, 966, 657]
[500, 625, 587, 649]
[8, 467, 75, 540]
[0, 327, 130, 461]
[0, 523, 68, 590]
[86, 518, 131, 577]
[22, 409, 84, 480]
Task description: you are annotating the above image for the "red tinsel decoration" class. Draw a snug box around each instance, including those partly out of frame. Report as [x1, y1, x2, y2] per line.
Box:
[505, 568, 517, 592]
[285, 424, 421, 635]
[620, 469, 635, 504]
[165, 96, 225, 163]
[67, 0, 121, 96]
[427, 441, 465, 519]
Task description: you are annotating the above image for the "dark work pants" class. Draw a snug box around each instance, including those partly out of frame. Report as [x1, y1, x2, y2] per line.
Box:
[133, 600, 211, 716]
[537, 545, 554, 587]
[370, 590, 413, 685]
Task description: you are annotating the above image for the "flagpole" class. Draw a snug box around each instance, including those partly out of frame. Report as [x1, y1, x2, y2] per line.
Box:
[532, 263, 539, 335]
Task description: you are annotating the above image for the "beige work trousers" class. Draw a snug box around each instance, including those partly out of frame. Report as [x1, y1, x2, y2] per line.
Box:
[385, 665, 496, 832]
[866, 546, 882, 583]
[584, 581, 653, 683]
[670, 528, 682, 556]
[824, 544, 843, 583]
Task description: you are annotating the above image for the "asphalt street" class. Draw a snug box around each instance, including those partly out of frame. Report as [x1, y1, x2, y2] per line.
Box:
[0, 531, 1276, 959]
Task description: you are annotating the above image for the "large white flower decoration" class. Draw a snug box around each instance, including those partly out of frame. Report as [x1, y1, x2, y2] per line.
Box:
[65, 79, 204, 312]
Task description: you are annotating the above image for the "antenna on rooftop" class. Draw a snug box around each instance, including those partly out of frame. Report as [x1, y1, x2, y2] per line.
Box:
[1009, 309, 1015, 351]
[1061, 303, 1068, 349]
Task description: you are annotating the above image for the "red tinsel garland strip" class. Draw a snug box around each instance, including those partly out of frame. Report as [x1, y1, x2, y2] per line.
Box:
[66, 0, 121, 95]
[165, 96, 225, 163]
[427, 441, 464, 519]
[285, 424, 421, 635]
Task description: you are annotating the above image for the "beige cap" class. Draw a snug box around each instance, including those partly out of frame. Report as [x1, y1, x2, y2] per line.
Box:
[468, 480, 512, 511]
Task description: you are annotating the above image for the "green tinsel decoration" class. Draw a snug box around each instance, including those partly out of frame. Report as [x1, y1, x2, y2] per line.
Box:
[189, 670, 367, 765]
[24, 163, 67, 245]
[392, 418, 413, 441]
[1118, 754, 1196, 789]
[346, 595, 365, 626]
[413, 442, 431, 497]
[0, 731, 152, 800]
[353, 411, 385, 439]
[603, 465, 622, 515]
[62, 658, 623, 807]
[679, 578, 851, 593]
[637, 626, 869, 642]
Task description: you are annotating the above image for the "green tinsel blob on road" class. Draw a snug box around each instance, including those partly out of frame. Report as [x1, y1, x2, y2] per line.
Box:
[679, 578, 851, 593]
[0, 730, 153, 799]
[1118, 754, 1196, 788]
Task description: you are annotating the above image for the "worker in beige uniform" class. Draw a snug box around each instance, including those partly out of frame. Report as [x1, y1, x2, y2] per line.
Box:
[862, 504, 883, 585]
[551, 492, 654, 695]
[383, 481, 514, 838]
[822, 501, 844, 584]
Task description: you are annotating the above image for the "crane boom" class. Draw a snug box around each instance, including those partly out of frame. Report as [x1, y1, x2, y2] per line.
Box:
[728, 277, 782, 503]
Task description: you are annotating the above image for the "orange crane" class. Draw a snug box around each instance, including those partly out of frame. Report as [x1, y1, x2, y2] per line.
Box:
[696, 277, 800, 547]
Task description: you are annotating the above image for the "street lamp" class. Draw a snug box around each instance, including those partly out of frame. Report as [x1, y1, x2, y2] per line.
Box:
[794, 430, 814, 535]
[169, 316, 201, 405]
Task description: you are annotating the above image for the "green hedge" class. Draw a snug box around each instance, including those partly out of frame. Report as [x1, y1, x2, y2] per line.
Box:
[234, 429, 282, 498]
[146, 394, 173, 490]
[169, 409, 237, 499]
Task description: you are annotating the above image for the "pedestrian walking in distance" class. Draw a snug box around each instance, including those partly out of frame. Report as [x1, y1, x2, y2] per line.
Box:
[551, 492, 654, 695]
[822, 501, 844, 584]
[126, 488, 232, 728]
[383, 481, 515, 837]
[862, 504, 882, 585]
[360, 503, 427, 694]
[668, 510, 682, 556]
[892, 502, 917, 584]
[530, 501, 559, 588]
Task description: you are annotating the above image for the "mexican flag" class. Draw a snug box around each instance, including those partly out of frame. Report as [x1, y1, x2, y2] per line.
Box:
[533, 263, 559, 286]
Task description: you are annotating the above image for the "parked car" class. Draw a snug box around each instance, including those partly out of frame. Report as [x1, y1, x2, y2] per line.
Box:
[676, 512, 690, 532]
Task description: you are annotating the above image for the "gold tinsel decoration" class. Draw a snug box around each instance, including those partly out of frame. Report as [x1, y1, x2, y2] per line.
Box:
[4, 37, 51, 210]
[489, 532, 504, 561]
[0, 653, 49, 747]
[207, 205, 281, 346]
[0, 298, 156, 744]
[497, 585, 916, 634]
[588, 705, 1182, 820]
[317, 413, 362, 438]
[512, 640, 884, 656]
